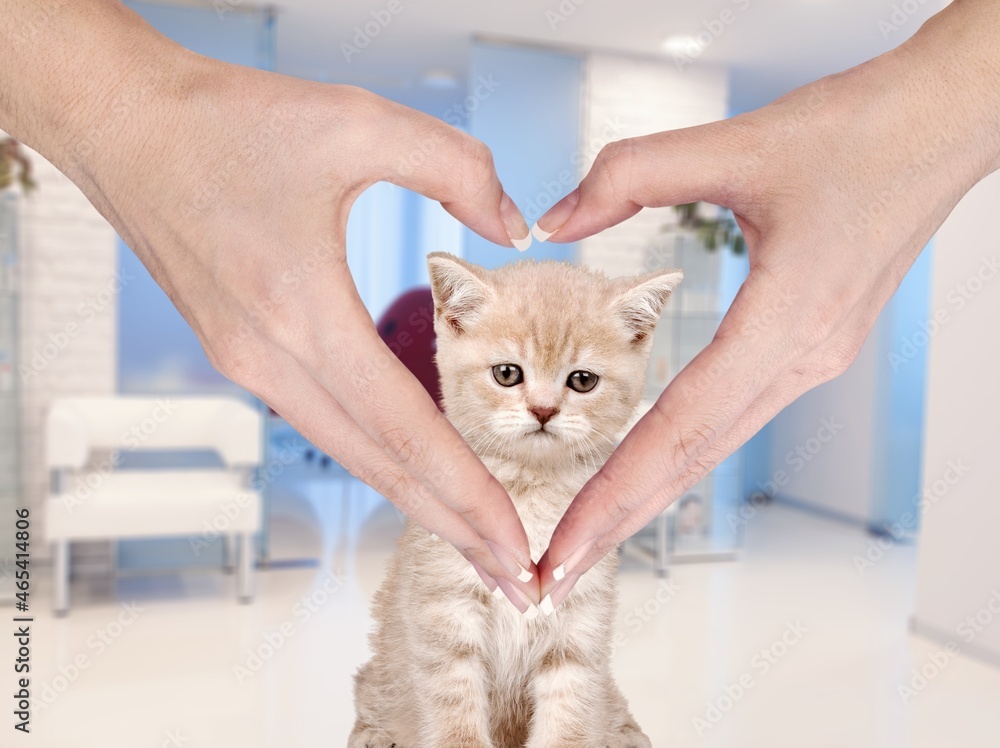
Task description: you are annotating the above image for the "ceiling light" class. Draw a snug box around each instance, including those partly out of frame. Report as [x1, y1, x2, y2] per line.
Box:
[661, 35, 701, 55]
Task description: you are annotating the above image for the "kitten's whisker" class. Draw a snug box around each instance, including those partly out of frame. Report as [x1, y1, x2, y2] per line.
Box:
[480, 421, 520, 458]
[497, 427, 520, 460]
[461, 420, 494, 444]
[495, 430, 514, 460]
[471, 427, 504, 458]
[462, 427, 491, 448]
[577, 433, 608, 478]
[457, 416, 510, 454]
[584, 424, 619, 445]
[582, 439, 600, 477]
[580, 428, 618, 462]
[452, 417, 494, 440]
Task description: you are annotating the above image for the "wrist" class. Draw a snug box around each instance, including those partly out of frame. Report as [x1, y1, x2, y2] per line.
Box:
[897, 0, 1000, 180]
[0, 1, 198, 183]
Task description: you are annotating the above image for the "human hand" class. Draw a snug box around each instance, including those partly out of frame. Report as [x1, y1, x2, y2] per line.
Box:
[534, 0, 1000, 609]
[0, 2, 539, 605]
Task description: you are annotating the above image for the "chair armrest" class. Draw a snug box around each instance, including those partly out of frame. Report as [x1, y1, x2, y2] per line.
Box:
[45, 403, 90, 470]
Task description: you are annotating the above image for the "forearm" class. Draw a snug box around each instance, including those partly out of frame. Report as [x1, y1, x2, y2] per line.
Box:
[0, 0, 192, 182]
[897, 0, 1000, 180]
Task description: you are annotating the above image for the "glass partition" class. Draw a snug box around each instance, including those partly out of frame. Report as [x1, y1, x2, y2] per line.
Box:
[628, 226, 745, 569]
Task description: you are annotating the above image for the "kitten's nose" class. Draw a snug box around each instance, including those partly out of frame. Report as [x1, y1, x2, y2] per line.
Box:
[530, 406, 558, 426]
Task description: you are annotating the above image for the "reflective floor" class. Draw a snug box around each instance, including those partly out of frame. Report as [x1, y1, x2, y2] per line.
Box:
[17, 477, 1000, 748]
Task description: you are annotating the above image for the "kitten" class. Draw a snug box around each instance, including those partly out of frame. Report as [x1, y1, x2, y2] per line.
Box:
[350, 253, 682, 748]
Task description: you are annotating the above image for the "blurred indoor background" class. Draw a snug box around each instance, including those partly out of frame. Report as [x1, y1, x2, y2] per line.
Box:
[1, 0, 998, 746]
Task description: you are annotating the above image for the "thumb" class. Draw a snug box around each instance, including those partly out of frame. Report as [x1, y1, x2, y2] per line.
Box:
[532, 119, 743, 244]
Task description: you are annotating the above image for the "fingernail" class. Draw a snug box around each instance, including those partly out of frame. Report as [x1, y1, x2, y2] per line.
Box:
[551, 539, 594, 582]
[539, 594, 554, 616]
[532, 188, 579, 241]
[429, 533, 439, 541]
[486, 540, 534, 583]
[531, 223, 555, 243]
[523, 604, 539, 621]
[500, 193, 531, 252]
[545, 573, 579, 613]
[492, 585, 506, 600]
[496, 577, 536, 616]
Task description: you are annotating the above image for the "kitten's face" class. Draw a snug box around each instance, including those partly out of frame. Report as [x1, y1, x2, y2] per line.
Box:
[428, 254, 681, 467]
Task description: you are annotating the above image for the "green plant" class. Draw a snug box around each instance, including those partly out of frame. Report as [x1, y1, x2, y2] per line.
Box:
[670, 202, 744, 254]
[0, 138, 37, 194]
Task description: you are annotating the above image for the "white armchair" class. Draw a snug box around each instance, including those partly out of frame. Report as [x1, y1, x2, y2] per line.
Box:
[44, 396, 264, 615]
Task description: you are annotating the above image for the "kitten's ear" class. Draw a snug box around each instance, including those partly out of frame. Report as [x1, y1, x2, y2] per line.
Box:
[612, 268, 683, 343]
[427, 252, 493, 334]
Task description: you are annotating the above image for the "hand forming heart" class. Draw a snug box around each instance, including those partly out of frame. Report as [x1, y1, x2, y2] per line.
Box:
[3, 0, 999, 612]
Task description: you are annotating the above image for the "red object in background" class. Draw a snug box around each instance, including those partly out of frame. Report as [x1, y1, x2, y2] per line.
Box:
[376, 287, 443, 409]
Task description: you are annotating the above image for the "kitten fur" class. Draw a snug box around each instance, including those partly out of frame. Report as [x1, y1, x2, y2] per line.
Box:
[350, 253, 682, 748]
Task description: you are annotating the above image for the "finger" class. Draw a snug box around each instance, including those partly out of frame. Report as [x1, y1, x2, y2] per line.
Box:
[563, 322, 865, 585]
[538, 376, 793, 602]
[280, 269, 538, 597]
[533, 120, 747, 244]
[537, 276, 873, 598]
[374, 98, 531, 250]
[239, 331, 538, 603]
[467, 558, 500, 595]
[590, 293, 880, 545]
[537, 275, 800, 592]
[540, 570, 582, 617]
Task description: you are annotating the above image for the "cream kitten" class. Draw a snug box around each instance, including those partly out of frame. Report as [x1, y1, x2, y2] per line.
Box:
[350, 253, 682, 748]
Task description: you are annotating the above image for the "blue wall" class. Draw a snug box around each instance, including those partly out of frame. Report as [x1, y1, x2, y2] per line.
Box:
[465, 42, 583, 268]
[127, 1, 275, 68]
[871, 244, 932, 532]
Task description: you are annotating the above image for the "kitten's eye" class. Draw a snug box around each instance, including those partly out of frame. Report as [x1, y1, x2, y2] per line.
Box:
[492, 364, 524, 387]
[567, 370, 599, 393]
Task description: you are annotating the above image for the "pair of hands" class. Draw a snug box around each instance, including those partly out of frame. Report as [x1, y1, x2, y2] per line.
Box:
[8, 0, 998, 612]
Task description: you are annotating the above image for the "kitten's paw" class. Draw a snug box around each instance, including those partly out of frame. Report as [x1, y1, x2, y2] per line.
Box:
[347, 723, 397, 748]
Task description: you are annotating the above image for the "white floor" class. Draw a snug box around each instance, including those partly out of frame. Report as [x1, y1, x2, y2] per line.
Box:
[15, 490, 1000, 748]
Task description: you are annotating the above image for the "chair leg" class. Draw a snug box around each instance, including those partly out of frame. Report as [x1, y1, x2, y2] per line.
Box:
[237, 533, 254, 604]
[53, 541, 70, 616]
[222, 534, 235, 573]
